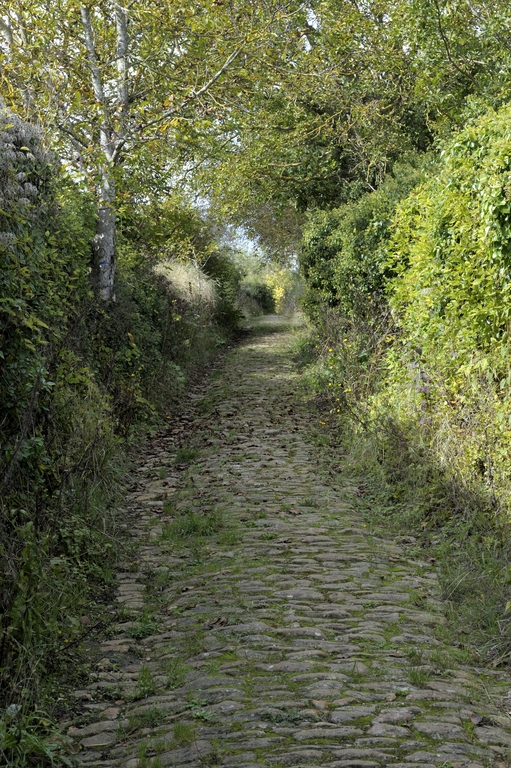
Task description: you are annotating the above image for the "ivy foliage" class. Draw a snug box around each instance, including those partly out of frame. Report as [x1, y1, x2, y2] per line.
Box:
[376, 103, 511, 502]
[299, 103, 511, 659]
[390, 104, 511, 379]
[301, 102, 511, 571]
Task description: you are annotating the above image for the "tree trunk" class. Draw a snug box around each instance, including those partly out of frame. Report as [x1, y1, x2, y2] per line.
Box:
[80, 5, 118, 302]
[93, 175, 116, 302]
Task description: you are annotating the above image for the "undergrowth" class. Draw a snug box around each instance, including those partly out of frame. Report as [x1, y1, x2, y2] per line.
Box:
[0, 108, 249, 766]
[298, 330, 511, 665]
[296, 107, 511, 669]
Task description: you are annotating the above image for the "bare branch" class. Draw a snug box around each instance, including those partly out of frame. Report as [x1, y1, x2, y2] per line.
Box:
[80, 6, 106, 104]
[115, 4, 129, 111]
[186, 47, 242, 105]
[140, 47, 243, 135]
[0, 17, 13, 46]
[57, 123, 89, 149]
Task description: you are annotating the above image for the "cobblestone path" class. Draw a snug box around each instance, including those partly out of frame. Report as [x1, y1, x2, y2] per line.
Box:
[70, 318, 511, 768]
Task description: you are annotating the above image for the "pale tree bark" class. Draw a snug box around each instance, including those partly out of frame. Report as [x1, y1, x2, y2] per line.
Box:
[80, 4, 122, 301]
[79, 1, 243, 302]
[115, 6, 128, 116]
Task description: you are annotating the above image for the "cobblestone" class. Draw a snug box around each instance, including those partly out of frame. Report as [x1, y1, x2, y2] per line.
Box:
[69, 318, 511, 767]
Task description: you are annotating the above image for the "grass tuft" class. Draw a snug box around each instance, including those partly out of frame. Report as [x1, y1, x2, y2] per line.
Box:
[172, 721, 196, 746]
[174, 446, 199, 465]
[161, 510, 222, 541]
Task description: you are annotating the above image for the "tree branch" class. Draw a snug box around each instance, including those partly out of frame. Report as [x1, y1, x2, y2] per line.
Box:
[0, 17, 13, 45]
[112, 138, 126, 164]
[57, 123, 89, 149]
[140, 47, 243, 134]
[80, 5, 116, 163]
[115, 4, 129, 113]
[80, 6, 106, 105]
[431, 0, 474, 82]
[186, 47, 242, 105]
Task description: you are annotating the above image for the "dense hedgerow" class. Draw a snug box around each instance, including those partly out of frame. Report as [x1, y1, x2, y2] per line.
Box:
[300, 159, 424, 328]
[0, 108, 115, 763]
[383, 103, 511, 509]
[301, 106, 511, 499]
[0, 107, 244, 758]
[299, 159, 425, 413]
[301, 103, 511, 659]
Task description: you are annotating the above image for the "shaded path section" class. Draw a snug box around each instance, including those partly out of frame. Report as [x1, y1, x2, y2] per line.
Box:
[70, 318, 511, 768]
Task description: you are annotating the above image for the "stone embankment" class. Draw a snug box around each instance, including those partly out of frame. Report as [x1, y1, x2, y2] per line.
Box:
[69, 317, 511, 768]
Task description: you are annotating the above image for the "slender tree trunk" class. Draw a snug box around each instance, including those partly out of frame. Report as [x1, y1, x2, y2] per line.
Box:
[93, 173, 116, 301]
[81, 5, 119, 302]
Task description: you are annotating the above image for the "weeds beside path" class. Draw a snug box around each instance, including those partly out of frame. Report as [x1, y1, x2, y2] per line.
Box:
[65, 316, 511, 768]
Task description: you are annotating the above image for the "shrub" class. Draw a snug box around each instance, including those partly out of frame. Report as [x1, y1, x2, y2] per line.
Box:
[300, 157, 424, 330]
[303, 104, 511, 661]
[0, 108, 120, 720]
[0, 108, 243, 730]
[300, 159, 425, 417]
[238, 278, 276, 316]
[385, 102, 511, 504]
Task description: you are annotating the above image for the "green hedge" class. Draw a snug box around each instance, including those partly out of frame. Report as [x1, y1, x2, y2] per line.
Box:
[382, 103, 511, 503]
[299, 104, 511, 659]
[300, 159, 424, 329]
[0, 109, 118, 736]
[0, 109, 242, 747]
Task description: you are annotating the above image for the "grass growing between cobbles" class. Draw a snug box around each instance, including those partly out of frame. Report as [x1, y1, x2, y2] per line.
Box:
[55, 319, 511, 768]
[162, 658, 188, 689]
[123, 707, 168, 734]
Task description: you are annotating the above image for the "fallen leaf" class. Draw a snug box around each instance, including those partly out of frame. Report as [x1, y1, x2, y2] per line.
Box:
[311, 699, 329, 710]
[206, 616, 228, 629]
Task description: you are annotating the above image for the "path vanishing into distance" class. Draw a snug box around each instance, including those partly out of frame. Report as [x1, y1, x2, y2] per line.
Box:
[69, 317, 511, 768]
